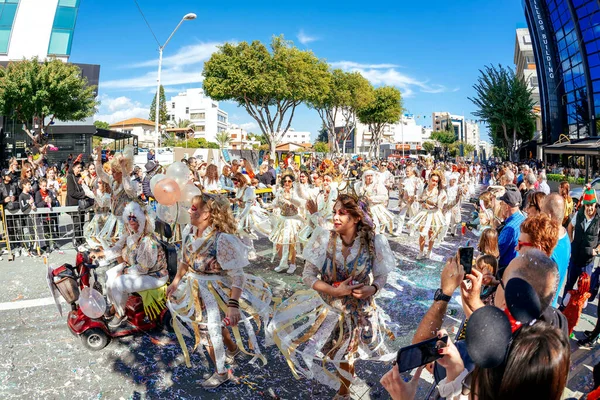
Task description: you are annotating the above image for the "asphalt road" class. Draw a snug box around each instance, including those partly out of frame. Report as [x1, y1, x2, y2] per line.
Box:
[0, 192, 595, 399]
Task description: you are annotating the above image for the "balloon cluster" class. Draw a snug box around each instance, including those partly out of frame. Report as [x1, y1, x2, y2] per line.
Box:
[151, 161, 201, 225]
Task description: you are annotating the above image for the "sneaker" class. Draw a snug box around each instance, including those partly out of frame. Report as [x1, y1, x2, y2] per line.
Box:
[13, 249, 20, 258]
[274, 263, 288, 273]
[416, 252, 424, 260]
[426, 251, 432, 260]
[225, 347, 241, 365]
[248, 251, 257, 261]
[286, 264, 297, 274]
[1, 249, 9, 255]
[201, 371, 232, 389]
[108, 314, 127, 328]
[578, 335, 598, 347]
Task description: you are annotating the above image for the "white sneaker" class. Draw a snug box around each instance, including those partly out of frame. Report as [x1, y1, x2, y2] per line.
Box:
[225, 346, 241, 365]
[416, 252, 424, 260]
[248, 251, 257, 260]
[201, 371, 232, 389]
[426, 251, 432, 260]
[274, 263, 288, 273]
[286, 264, 297, 274]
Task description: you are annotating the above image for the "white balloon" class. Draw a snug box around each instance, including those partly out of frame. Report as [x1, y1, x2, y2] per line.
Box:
[181, 184, 201, 204]
[156, 204, 177, 224]
[167, 162, 191, 188]
[177, 203, 191, 225]
[122, 144, 134, 161]
[150, 173, 166, 194]
[79, 287, 106, 319]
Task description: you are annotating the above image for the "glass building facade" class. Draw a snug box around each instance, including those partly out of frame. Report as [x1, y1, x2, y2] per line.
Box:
[48, 0, 79, 57]
[524, 0, 600, 143]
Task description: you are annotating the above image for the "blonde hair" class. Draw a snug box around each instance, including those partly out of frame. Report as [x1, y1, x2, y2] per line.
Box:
[109, 153, 133, 175]
[194, 194, 237, 234]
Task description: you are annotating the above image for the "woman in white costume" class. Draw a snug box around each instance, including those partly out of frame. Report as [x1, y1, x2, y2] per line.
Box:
[406, 170, 448, 260]
[301, 173, 338, 244]
[444, 172, 466, 237]
[354, 170, 394, 234]
[231, 171, 271, 260]
[268, 194, 395, 399]
[167, 193, 272, 389]
[269, 173, 305, 274]
[94, 146, 138, 247]
[91, 201, 168, 328]
[393, 165, 422, 236]
[82, 179, 112, 249]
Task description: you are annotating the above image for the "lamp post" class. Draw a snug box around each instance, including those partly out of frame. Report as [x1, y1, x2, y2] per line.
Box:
[153, 13, 197, 151]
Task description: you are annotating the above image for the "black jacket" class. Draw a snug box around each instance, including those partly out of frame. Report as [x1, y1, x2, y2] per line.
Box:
[570, 207, 600, 267]
[35, 189, 59, 209]
[66, 172, 86, 206]
[0, 181, 19, 210]
[19, 192, 34, 212]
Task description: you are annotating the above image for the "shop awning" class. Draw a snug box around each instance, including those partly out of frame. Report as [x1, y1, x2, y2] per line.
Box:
[94, 128, 134, 141]
[543, 137, 600, 156]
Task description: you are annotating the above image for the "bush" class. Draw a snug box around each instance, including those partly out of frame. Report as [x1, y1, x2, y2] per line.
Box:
[546, 174, 585, 185]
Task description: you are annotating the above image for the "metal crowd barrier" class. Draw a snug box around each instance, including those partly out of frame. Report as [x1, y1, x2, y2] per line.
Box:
[2, 205, 94, 259]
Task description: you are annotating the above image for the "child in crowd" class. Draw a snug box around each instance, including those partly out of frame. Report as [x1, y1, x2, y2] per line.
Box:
[477, 227, 500, 258]
[476, 254, 499, 305]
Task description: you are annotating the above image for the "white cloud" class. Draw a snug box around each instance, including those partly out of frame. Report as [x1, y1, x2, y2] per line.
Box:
[94, 94, 150, 124]
[239, 122, 258, 131]
[126, 42, 222, 69]
[102, 67, 203, 89]
[297, 29, 318, 45]
[333, 61, 457, 97]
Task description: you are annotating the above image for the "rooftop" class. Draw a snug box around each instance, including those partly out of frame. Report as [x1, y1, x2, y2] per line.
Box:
[110, 118, 155, 127]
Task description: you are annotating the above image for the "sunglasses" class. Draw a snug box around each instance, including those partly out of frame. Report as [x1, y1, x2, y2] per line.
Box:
[128, 215, 138, 222]
[516, 241, 534, 251]
[283, 179, 293, 183]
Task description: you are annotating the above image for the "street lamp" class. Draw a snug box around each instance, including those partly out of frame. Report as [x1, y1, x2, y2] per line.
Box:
[153, 13, 197, 150]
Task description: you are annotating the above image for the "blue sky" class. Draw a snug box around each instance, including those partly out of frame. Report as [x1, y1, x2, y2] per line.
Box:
[71, 0, 526, 142]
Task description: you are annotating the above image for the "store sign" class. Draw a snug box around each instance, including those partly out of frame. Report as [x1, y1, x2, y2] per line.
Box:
[532, 0, 555, 80]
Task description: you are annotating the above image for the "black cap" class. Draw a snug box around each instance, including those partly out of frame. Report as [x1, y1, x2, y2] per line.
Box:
[2, 169, 11, 177]
[499, 184, 522, 207]
[505, 277, 541, 324]
[466, 306, 512, 368]
[145, 161, 157, 172]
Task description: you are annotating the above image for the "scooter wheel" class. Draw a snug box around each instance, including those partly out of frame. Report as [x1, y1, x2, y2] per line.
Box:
[161, 310, 174, 333]
[80, 328, 110, 351]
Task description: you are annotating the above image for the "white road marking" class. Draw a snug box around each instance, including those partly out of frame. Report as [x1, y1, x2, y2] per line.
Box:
[0, 296, 65, 311]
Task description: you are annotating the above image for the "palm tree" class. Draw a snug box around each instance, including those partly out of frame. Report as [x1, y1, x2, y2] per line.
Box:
[177, 119, 191, 128]
[215, 131, 232, 150]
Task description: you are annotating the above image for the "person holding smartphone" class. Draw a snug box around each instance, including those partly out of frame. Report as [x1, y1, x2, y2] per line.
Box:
[268, 193, 395, 399]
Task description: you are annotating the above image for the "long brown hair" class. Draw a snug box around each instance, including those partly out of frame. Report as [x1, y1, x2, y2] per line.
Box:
[334, 194, 376, 261]
[477, 228, 499, 258]
[193, 194, 237, 234]
[233, 171, 248, 189]
[471, 322, 569, 400]
[205, 164, 219, 184]
[559, 181, 570, 199]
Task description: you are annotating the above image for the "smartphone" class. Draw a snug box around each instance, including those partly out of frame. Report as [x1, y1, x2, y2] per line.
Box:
[459, 246, 474, 275]
[396, 335, 448, 373]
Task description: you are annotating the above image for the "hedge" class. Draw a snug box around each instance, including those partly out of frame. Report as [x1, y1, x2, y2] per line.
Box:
[546, 174, 585, 185]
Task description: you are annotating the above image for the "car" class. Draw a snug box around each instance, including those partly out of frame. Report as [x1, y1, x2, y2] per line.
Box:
[570, 177, 600, 207]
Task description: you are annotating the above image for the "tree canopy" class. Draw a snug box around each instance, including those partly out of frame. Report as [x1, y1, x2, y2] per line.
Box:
[203, 35, 330, 158]
[356, 86, 402, 158]
[149, 84, 168, 126]
[93, 120, 110, 130]
[422, 141, 435, 154]
[0, 57, 98, 153]
[215, 131, 232, 149]
[469, 64, 535, 161]
[313, 141, 329, 153]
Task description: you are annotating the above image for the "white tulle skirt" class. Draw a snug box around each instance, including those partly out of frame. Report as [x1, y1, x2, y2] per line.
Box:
[96, 213, 125, 249]
[237, 205, 273, 239]
[369, 204, 395, 234]
[406, 208, 448, 243]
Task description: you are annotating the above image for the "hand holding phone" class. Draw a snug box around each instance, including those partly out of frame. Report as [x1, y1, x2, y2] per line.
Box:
[458, 246, 474, 276]
[396, 335, 448, 373]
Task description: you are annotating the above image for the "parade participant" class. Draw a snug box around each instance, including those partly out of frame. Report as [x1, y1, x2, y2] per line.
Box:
[354, 169, 394, 234]
[201, 164, 220, 192]
[302, 172, 338, 244]
[407, 170, 448, 260]
[90, 201, 168, 328]
[269, 173, 305, 274]
[232, 171, 271, 260]
[268, 194, 395, 399]
[393, 165, 422, 236]
[94, 146, 138, 247]
[82, 180, 112, 249]
[167, 193, 272, 389]
[295, 169, 315, 219]
[444, 172, 466, 237]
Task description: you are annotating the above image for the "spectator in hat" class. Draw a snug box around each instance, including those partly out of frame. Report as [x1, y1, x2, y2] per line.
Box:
[497, 185, 526, 272]
[562, 185, 600, 301]
[142, 161, 159, 200]
[0, 169, 18, 210]
[537, 171, 551, 195]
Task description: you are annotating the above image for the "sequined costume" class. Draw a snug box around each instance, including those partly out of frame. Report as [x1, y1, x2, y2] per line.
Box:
[267, 227, 396, 390]
[82, 183, 111, 249]
[167, 226, 272, 372]
[354, 174, 394, 234]
[269, 186, 305, 262]
[235, 185, 272, 243]
[298, 184, 338, 245]
[406, 185, 448, 243]
[394, 175, 423, 234]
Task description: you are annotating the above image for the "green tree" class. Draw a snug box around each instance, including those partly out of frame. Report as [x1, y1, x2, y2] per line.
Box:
[469, 64, 535, 161]
[215, 131, 232, 149]
[149, 84, 168, 125]
[356, 86, 403, 158]
[464, 143, 476, 157]
[317, 123, 328, 143]
[203, 35, 330, 159]
[313, 141, 329, 153]
[93, 120, 110, 130]
[247, 132, 268, 145]
[430, 130, 456, 158]
[0, 57, 97, 152]
[422, 141, 435, 154]
[176, 118, 191, 128]
[307, 69, 374, 154]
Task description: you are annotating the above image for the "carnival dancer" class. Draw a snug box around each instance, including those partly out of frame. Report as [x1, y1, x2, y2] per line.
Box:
[354, 170, 394, 234]
[295, 169, 315, 220]
[90, 201, 168, 328]
[444, 172, 466, 237]
[94, 146, 137, 247]
[268, 194, 396, 399]
[393, 165, 422, 236]
[269, 173, 305, 274]
[232, 171, 271, 260]
[406, 170, 448, 260]
[82, 180, 112, 249]
[301, 173, 338, 244]
[167, 193, 272, 389]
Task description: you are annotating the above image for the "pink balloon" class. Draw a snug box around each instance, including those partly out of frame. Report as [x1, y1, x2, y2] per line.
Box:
[154, 178, 181, 206]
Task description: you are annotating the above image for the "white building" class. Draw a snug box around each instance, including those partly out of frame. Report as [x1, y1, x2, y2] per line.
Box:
[514, 28, 540, 107]
[0, 0, 76, 63]
[227, 124, 260, 150]
[464, 120, 481, 148]
[432, 112, 466, 141]
[167, 88, 228, 143]
[110, 118, 156, 148]
[479, 140, 494, 160]
[279, 128, 311, 144]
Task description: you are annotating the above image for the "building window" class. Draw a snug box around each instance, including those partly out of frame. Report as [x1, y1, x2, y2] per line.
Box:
[171, 102, 175, 109]
[48, 0, 80, 56]
[190, 112, 205, 120]
[530, 76, 539, 87]
[185, 107, 189, 114]
[217, 114, 227, 123]
[0, 0, 19, 54]
[523, 35, 531, 44]
[195, 125, 205, 132]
